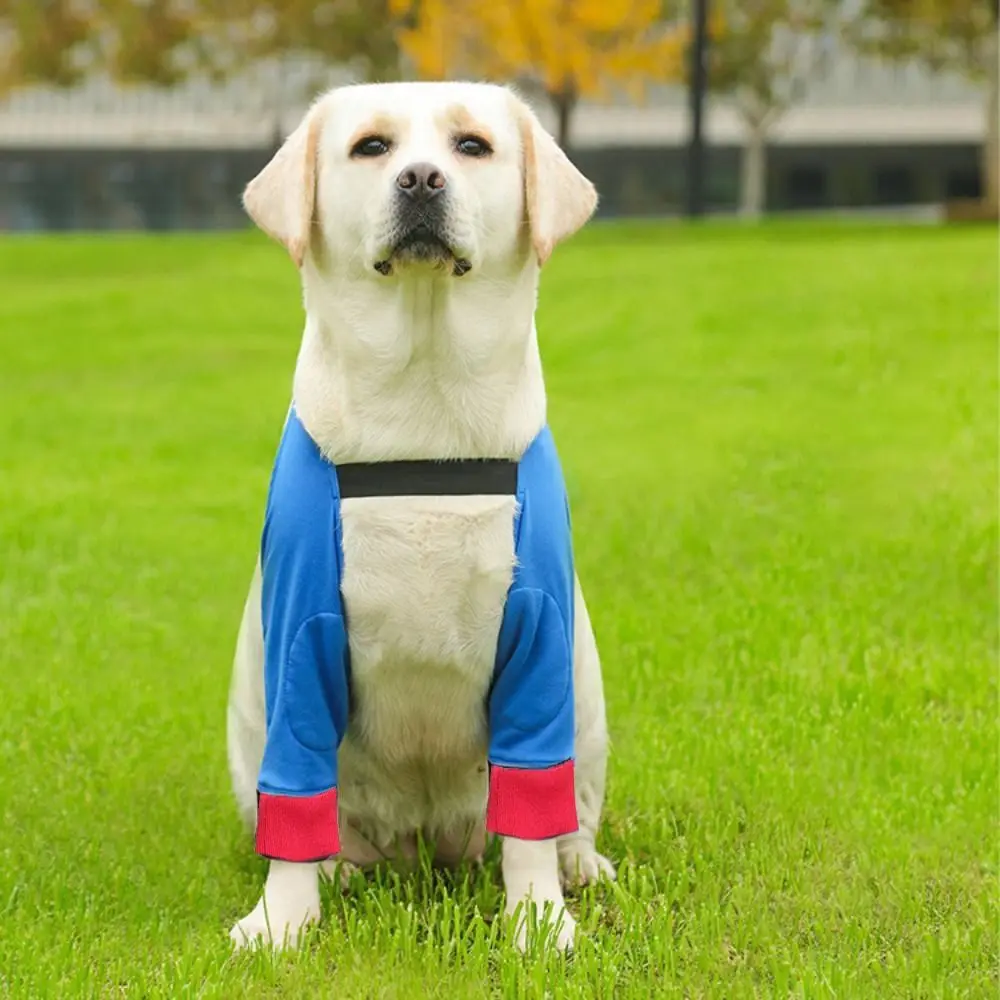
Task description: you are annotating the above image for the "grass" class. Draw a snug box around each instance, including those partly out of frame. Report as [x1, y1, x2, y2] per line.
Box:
[0, 221, 996, 999]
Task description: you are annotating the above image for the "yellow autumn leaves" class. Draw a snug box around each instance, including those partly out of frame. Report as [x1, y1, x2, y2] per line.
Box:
[388, 0, 688, 103]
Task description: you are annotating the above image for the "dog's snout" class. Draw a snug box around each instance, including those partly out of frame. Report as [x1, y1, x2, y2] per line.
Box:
[396, 163, 446, 201]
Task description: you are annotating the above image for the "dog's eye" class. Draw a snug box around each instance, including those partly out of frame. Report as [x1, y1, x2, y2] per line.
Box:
[351, 136, 391, 158]
[455, 136, 492, 158]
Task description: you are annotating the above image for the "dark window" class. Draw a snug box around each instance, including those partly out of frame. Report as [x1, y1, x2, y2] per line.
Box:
[874, 166, 915, 205]
[707, 159, 740, 210]
[945, 168, 981, 200]
[0, 160, 35, 230]
[31, 160, 76, 230]
[785, 166, 828, 209]
[135, 159, 178, 230]
[109, 160, 136, 186]
[3, 160, 31, 184]
[181, 157, 238, 228]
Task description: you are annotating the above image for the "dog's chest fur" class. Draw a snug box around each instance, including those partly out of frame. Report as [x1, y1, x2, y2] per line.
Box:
[335, 493, 518, 835]
[290, 292, 544, 839]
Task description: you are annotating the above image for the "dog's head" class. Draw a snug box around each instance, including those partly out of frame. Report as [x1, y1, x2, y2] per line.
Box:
[243, 82, 597, 279]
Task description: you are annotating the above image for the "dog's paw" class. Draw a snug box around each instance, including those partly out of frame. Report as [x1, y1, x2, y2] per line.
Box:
[507, 896, 578, 953]
[229, 894, 321, 951]
[558, 836, 616, 888]
[320, 858, 359, 891]
[229, 862, 322, 952]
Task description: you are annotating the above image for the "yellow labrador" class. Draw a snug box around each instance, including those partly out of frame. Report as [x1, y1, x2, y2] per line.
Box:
[226, 81, 613, 952]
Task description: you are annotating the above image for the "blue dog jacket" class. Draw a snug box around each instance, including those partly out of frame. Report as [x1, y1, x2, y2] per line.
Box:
[254, 409, 578, 862]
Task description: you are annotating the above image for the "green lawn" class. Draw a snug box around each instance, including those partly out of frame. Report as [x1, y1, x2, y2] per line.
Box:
[0, 223, 996, 999]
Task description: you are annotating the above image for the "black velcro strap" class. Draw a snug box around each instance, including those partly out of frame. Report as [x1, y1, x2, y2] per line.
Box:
[336, 458, 517, 498]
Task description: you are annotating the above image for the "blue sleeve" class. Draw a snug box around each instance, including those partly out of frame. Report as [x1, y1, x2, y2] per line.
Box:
[486, 427, 578, 840]
[254, 411, 349, 861]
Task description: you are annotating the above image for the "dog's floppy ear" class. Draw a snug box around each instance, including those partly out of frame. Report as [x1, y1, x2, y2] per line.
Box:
[243, 103, 326, 268]
[515, 99, 598, 266]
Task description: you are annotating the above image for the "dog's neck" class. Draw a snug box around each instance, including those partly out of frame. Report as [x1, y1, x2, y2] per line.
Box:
[292, 259, 547, 464]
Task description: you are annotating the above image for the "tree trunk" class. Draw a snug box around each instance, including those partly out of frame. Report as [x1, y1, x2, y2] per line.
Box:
[552, 86, 577, 154]
[983, 26, 999, 210]
[740, 122, 768, 219]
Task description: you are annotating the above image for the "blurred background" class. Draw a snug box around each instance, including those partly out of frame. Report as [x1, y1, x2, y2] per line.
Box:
[0, 0, 996, 231]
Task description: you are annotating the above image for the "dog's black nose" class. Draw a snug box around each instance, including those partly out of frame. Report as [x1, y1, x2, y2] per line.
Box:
[396, 163, 446, 201]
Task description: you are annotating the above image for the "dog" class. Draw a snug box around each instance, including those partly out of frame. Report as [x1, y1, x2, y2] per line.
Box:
[226, 81, 613, 953]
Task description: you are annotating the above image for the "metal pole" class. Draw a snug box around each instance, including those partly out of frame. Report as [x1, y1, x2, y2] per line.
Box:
[686, 0, 710, 217]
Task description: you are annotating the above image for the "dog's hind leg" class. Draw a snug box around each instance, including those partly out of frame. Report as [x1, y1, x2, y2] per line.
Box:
[227, 561, 267, 831]
[557, 576, 616, 888]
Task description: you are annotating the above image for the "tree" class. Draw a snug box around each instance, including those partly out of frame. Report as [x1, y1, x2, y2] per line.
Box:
[0, 0, 204, 93]
[0, 0, 93, 95]
[94, 0, 199, 86]
[849, 0, 998, 209]
[180, 1, 404, 141]
[206, 0, 401, 82]
[388, 0, 682, 153]
[1, 1, 402, 103]
[670, 0, 836, 218]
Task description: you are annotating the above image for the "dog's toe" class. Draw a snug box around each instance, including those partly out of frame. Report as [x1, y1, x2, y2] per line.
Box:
[509, 899, 577, 954]
[320, 858, 359, 891]
[229, 896, 320, 951]
[229, 913, 266, 951]
[551, 908, 578, 952]
[558, 837, 616, 888]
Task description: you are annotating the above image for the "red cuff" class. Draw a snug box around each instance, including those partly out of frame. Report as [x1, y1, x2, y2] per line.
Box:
[255, 787, 340, 861]
[485, 760, 578, 839]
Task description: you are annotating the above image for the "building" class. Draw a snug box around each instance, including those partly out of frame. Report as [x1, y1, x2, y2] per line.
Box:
[0, 44, 986, 230]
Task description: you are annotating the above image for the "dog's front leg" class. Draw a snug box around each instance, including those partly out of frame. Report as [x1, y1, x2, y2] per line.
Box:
[502, 837, 576, 952]
[230, 860, 321, 950]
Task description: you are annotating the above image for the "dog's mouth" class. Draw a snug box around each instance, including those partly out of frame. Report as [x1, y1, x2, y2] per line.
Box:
[374, 225, 472, 278]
